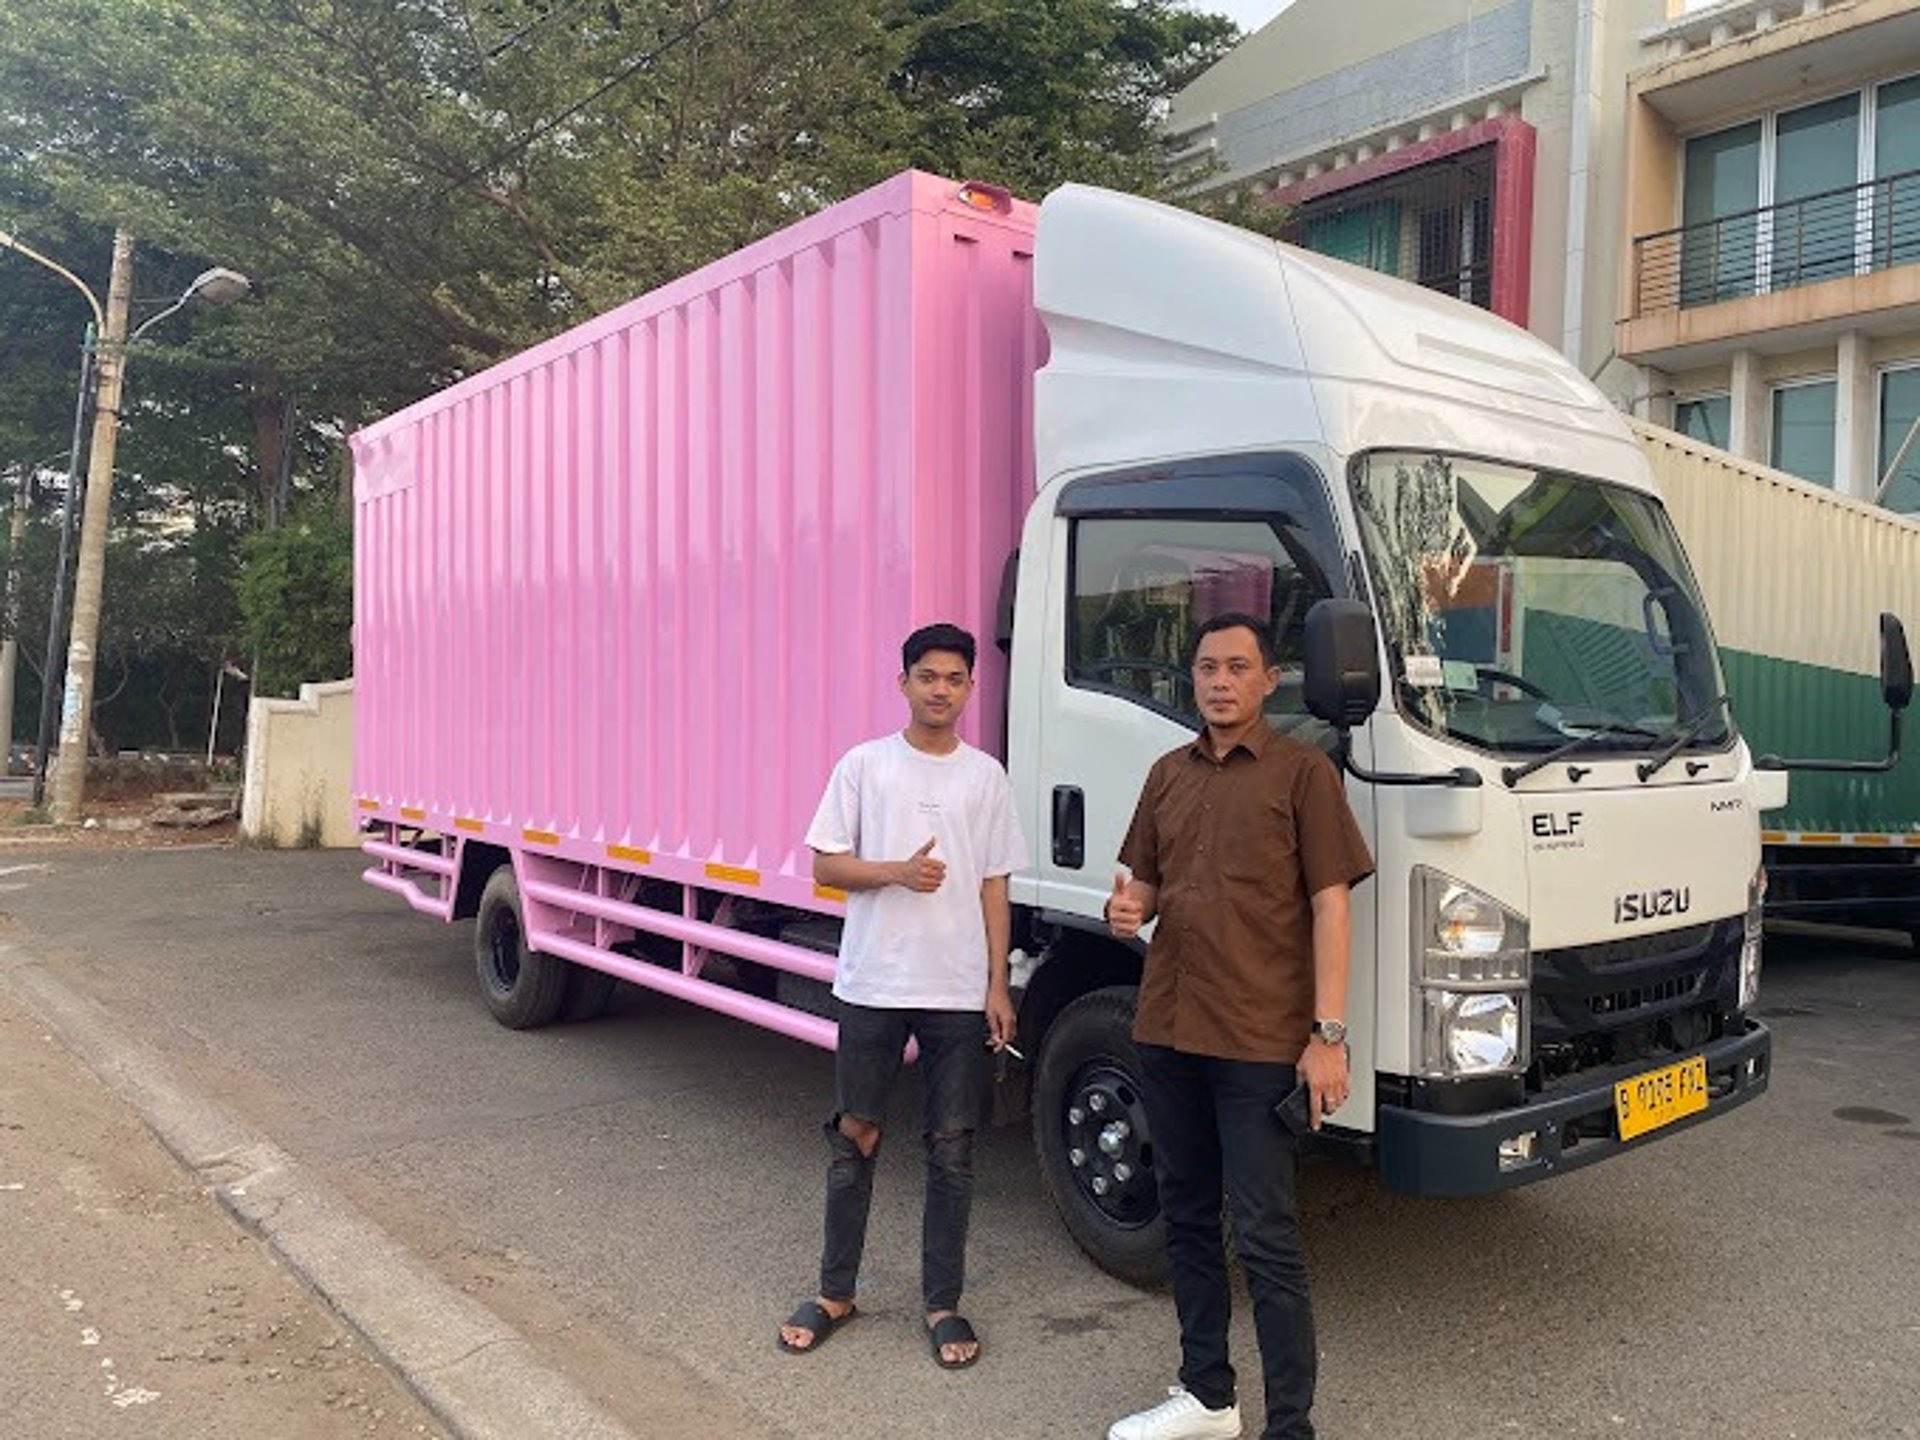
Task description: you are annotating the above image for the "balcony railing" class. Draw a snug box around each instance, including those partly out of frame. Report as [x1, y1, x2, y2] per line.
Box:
[1632, 167, 1920, 318]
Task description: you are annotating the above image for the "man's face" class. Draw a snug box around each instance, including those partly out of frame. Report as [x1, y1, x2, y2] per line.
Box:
[900, 648, 974, 730]
[1192, 626, 1278, 730]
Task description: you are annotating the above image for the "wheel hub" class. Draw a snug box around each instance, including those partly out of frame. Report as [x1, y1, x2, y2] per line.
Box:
[1061, 1062, 1155, 1226]
[487, 911, 522, 990]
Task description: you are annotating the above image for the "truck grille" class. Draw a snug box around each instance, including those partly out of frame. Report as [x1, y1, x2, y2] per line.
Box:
[1530, 915, 1742, 1088]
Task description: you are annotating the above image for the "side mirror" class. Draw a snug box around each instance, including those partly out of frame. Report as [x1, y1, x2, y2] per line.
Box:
[1880, 613, 1911, 712]
[1304, 598, 1382, 730]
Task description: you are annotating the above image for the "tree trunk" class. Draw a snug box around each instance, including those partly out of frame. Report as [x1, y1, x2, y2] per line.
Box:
[250, 382, 292, 529]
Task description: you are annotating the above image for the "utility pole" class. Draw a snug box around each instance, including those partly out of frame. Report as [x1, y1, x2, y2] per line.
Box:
[49, 230, 133, 825]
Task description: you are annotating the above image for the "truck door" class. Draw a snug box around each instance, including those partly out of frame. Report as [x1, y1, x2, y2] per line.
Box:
[1029, 454, 1348, 922]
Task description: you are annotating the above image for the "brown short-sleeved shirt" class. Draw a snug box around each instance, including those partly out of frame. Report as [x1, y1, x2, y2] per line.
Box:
[1118, 722, 1374, 1063]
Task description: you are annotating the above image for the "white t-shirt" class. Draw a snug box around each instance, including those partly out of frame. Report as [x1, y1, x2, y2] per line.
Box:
[806, 732, 1029, 1010]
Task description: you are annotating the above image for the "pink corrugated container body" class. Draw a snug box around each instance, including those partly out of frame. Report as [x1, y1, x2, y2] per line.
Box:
[350, 171, 1043, 914]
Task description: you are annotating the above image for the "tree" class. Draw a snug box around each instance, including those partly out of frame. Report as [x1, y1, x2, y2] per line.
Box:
[237, 504, 352, 698]
[0, 0, 1250, 714]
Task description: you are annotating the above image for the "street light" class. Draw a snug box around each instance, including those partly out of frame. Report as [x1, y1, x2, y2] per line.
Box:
[132, 267, 253, 340]
[0, 229, 102, 805]
[0, 229, 251, 817]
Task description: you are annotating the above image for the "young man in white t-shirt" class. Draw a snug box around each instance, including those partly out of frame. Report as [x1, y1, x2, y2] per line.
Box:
[777, 623, 1028, 1371]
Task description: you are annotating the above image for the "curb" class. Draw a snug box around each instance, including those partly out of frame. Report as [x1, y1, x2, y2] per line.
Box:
[0, 951, 640, 1440]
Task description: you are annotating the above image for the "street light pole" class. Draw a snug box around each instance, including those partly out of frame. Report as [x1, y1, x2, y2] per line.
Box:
[1, 228, 251, 818]
[49, 229, 134, 824]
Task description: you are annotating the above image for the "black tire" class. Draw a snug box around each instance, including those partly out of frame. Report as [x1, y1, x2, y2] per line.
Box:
[559, 963, 619, 1023]
[473, 867, 568, 1029]
[1032, 985, 1169, 1288]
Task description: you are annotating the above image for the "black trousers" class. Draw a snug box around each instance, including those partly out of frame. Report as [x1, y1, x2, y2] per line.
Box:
[818, 1002, 986, 1313]
[1138, 1042, 1316, 1440]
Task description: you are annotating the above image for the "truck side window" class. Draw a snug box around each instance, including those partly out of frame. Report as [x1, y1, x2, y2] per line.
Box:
[1069, 517, 1329, 733]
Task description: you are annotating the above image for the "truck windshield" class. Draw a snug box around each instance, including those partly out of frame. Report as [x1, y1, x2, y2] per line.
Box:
[1350, 451, 1729, 757]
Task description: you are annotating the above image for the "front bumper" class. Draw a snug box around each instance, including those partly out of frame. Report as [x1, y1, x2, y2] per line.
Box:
[1376, 1020, 1771, 1196]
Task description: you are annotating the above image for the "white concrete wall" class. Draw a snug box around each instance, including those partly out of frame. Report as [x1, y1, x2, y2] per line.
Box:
[240, 679, 356, 848]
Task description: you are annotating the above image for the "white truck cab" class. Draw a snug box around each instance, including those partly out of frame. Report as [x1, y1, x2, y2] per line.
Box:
[1005, 185, 1794, 1282]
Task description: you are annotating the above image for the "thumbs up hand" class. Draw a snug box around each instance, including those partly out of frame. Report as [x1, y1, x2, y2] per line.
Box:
[897, 837, 947, 893]
[1106, 870, 1146, 939]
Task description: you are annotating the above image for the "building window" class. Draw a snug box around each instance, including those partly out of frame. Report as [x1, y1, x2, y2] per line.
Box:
[1675, 394, 1732, 449]
[1877, 366, 1920, 512]
[1770, 379, 1837, 487]
[1875, 76, 1920, 267]
[1669, 75, 1920, 308]
[1772, 94, 1860, 288]
[1680, 122, 1760, 305]
[1285, 150, 1495, 311]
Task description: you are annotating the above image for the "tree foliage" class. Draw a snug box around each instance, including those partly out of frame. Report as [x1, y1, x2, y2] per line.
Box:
[237, 503, 353, 699]
[0, 0, 1247, 731]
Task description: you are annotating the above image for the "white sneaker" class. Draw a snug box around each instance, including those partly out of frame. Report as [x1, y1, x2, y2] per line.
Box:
[1107, 1386, 1243, 1440]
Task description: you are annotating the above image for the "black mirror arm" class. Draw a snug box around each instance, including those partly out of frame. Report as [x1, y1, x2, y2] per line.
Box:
[1756, 709, 1901, 775]
[1334, 734, 1482, 788]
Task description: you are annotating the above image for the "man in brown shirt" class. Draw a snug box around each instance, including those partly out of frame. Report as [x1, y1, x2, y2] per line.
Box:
[1105, 612, 1373, 1440]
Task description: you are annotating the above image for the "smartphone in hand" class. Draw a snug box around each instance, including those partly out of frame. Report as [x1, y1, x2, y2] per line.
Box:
[1272, 1080, 1312, 1137]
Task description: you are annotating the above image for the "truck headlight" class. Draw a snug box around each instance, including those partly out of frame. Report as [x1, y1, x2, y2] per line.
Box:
[1420, 990, 1523, 1072]
[1414, 869, 1529, 1076]
[1739, 865, 1765, 1011]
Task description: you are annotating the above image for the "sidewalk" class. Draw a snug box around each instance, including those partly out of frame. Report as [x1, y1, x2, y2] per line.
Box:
[0, 978, 446, 1439]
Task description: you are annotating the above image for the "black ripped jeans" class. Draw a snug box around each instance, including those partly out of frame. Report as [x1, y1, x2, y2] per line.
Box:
[818, 1002, 987, 1313]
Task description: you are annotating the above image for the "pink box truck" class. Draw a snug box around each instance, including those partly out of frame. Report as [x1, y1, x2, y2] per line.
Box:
[357, 169, 1843, 1282]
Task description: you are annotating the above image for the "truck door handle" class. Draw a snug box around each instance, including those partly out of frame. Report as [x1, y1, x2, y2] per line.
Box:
[1052, 785, 1084, 869]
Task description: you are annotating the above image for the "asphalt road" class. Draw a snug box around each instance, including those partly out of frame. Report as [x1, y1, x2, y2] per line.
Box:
[2, 847, 1917, 1439]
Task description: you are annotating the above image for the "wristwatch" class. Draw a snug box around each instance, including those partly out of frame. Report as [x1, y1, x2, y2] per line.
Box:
[1311, 1018, 1348, 1046]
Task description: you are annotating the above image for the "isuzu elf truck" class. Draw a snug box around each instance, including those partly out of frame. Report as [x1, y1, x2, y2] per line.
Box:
[353, 171, 1906, 1281]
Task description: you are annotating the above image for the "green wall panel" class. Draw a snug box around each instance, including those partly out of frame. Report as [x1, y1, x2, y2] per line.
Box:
[1721, 648, 1920, 834]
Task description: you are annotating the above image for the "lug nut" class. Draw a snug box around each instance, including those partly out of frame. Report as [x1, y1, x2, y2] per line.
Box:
[1067, 1106, 1085, 1126]
[1069, 1148, 1086, 1167]
[1088, 1093, 1108, 1113]
[1113, 1163, 1132, 1182]
[1091, 1175, 1110, 1195]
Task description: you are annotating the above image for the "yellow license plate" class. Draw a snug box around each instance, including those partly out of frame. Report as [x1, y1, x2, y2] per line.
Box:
[1614, 1056, 1709, 1141]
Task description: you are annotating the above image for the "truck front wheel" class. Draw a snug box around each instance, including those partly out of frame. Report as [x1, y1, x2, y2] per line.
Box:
[1032, 985, 1168, 1288]
[474, 867, 569, 1029]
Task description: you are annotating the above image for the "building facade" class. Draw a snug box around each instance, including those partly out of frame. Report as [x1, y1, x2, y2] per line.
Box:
[1619, 0, 1920, 509]
[1169, 0, 1920, 509]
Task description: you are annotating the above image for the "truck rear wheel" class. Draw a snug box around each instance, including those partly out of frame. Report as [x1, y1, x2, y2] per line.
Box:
[559, 963, 619, 1022]
[1032, 985, 1168, 1288]
[474, 868, 568, 1029]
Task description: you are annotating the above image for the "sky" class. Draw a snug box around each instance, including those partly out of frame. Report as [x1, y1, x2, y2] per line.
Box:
[1199, 0, 1295, 34]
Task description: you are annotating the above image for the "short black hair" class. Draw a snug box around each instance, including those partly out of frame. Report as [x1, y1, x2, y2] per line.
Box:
[1191, 611, 1277, 667]
[902, 622, 977, 673]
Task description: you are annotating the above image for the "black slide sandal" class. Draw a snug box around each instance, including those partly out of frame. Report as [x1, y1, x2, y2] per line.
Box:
[777, 1300, 857, 1354]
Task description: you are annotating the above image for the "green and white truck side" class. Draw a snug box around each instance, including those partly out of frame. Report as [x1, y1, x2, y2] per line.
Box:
[1638, 419, 1920, 936]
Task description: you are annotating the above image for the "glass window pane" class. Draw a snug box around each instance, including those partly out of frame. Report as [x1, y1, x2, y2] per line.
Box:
[1878, 367, 1920, 512]
[1682, 122, 1761, 304]
[1675, 395, 1732, 448]
[1070, 517, 1332, 726]
[1774, 94, 1860, 288]
[1876, 76, 1920, 177]
[1874, 77, 1920, 267]
[1304, 202, 1400, 272]
[1770, 380, 1838, 487]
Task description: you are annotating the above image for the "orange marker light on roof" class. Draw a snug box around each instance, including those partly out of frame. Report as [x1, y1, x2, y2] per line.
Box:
[956, 181, 1012, 214]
